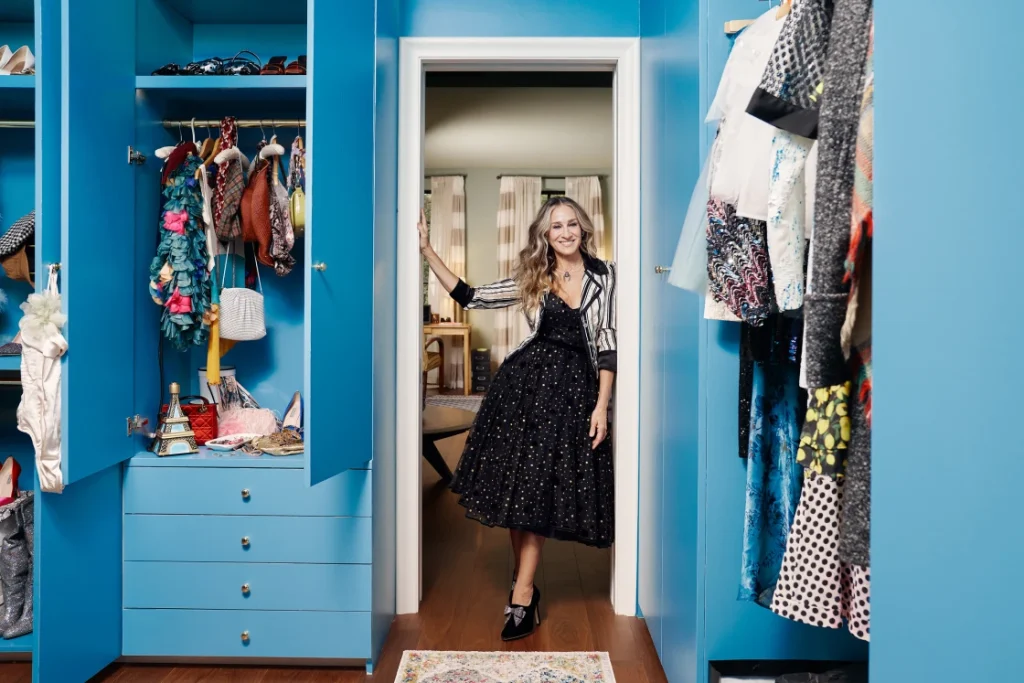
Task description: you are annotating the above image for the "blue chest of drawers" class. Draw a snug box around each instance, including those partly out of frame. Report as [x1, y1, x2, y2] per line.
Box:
[121, 452, 376, 665]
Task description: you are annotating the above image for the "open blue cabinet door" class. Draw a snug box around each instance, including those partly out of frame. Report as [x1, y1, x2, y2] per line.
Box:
[34, 0, 133, 680]
[59, 0, 137, 485]
[305, 0, 377, 486]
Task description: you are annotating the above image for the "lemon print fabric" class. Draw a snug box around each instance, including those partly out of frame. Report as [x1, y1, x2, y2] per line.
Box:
[796, 382, 851, 477]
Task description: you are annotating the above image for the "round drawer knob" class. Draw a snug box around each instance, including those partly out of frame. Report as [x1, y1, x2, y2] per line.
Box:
[241, 536, 250, 548]
[312, 261, 327, 272]
[241, 630, 250, 644]
[242, 583, 251, 595]
[241, 488, 251, 500]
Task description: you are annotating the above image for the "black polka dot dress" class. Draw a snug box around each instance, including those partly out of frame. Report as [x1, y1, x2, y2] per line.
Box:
[450, 292, 615, 548]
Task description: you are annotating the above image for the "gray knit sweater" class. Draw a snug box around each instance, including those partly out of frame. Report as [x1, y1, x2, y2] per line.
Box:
[803, 0, 873, 389]
[803, 0, 874, 567]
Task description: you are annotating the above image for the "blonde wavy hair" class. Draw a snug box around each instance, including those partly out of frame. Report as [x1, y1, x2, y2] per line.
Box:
[514, 196, 598, 315]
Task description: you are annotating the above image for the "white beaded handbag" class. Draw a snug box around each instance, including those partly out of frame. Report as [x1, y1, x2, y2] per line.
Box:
[218, 243, 266, 342]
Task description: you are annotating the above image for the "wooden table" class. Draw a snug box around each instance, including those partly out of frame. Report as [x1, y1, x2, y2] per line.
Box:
[421, 404, 477, 484]
[423, 323, 472, 396]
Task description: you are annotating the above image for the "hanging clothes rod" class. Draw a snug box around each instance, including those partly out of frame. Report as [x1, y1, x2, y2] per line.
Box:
[161, 119, 306, 128]
[0, 120, 35, 128]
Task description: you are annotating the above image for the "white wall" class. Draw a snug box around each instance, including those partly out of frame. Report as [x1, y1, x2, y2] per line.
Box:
[425, 87, 614, 363]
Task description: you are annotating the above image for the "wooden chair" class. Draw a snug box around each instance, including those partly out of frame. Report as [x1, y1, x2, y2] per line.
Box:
[423, 336, 445, 400]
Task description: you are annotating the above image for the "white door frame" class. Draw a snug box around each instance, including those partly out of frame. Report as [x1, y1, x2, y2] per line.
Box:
[396, 36, 641, 616]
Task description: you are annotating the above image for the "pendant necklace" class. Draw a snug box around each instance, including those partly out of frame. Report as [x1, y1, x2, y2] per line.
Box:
[562, 262, 583, 282]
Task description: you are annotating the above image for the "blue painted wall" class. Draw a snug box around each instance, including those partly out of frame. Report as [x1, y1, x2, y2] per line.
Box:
[637, 0, 666, 655]
[657, 0, 703, 677]
[372, 0, 400, 666]
[638, 0, 704, 679]
[401, 0, 639, 37]
[872, 3, 1016, 681]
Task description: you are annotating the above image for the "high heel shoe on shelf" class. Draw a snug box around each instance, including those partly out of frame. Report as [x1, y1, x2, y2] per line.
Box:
[501, 586, 541, 641]
[0, 46, 35, 75]
[0, 457, 21, 507]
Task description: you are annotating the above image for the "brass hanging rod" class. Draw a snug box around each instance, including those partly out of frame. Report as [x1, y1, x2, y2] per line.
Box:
[0, 120, 34, 128]
[162, 119, 305, 128]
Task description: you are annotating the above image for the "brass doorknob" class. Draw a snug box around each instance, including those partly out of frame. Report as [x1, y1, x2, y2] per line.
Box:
[654, 265, 671, 274]
[312, 262, 327, 271]
[241, 630, 250, 643]
[242, 583, 251, 595]
[241, 488, 250, 499]
[241, 536, 250, 548]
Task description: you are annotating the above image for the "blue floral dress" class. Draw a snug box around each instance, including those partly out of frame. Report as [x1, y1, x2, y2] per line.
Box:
[738, 315, 803, 607]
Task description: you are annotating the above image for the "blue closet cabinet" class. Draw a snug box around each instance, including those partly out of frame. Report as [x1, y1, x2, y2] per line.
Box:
[30, 0, 393, 679]
[0, 0, 60, 672]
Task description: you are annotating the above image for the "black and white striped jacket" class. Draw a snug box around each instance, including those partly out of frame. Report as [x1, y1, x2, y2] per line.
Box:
[449, 253, 617, 375]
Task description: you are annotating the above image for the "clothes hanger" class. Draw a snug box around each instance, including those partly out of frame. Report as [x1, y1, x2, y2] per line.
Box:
[259, 133, 286, 186]
[205, 121, 222, 166]
[155, 122, 182, 160]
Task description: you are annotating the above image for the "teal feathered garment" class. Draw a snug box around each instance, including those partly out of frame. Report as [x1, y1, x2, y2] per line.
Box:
[148, 154, 212, 351]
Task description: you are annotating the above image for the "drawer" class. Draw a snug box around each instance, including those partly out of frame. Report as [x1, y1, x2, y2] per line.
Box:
[122, 609, 370, 659]
[124, 515, 371, 564]
[124, 561, 371, 611]
[124, 466, 371, 516]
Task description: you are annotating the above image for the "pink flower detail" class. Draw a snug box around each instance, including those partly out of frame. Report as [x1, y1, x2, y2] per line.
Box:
[163, 210, 188, 234]
[166, 288, 192, 314]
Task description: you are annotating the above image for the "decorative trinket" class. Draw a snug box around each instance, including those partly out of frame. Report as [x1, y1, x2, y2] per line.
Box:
[153, 382, 199, 456]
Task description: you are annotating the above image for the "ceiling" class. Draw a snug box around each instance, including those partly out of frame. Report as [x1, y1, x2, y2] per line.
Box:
[424, 86, 614, 170]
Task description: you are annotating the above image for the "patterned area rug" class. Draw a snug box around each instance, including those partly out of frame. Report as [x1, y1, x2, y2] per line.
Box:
[425, 394, 485, 413]
[396, 651, 615, 683]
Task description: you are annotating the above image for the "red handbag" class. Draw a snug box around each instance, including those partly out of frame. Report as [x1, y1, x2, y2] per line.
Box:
[159, 395, 219, 445]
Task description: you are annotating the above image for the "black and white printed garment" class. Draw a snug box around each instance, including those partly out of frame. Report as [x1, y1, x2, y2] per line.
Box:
[0, 211, 34, 259]
[746, 0, 836, 139]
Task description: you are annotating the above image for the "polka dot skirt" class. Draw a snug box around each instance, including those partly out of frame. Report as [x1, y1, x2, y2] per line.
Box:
[770, 470, 871, 641]
[449, 293, 615, 548]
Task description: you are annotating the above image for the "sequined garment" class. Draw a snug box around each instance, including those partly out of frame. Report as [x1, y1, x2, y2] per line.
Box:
[706, 200, 773, 326]
[450, 293, 614, 548]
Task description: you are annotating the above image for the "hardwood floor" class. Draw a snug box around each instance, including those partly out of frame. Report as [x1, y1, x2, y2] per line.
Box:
[0, 433, 665, 683]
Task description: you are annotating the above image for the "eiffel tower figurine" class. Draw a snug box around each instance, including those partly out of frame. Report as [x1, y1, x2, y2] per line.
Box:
[154, 382, 199, 456]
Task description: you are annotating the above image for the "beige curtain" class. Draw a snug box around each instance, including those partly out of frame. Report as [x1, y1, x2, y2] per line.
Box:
[428, 175, 467, 390]
[493, 176, 541, 366]
[565, 176, 607, 259]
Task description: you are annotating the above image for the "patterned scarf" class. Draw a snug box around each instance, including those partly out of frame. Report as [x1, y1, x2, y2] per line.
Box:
[841, 23, 874, 357]
[213, 117, 240, 238]
[287, 136, 305, 194]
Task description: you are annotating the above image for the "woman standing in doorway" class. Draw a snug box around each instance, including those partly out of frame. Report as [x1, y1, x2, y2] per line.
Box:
[418, 196, 617, 641]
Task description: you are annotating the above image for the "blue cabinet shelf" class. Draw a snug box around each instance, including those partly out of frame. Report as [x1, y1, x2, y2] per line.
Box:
[0, 76, 34, 89]
[129, 448, 306, 469]
[0, 632, 33, 653]
[135, 76, 306, 105]
[135, 75, 305, 91]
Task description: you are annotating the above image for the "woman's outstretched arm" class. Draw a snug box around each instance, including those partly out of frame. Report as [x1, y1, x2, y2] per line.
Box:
[418, 208, 461, 293]
[418, 207, 519, 310]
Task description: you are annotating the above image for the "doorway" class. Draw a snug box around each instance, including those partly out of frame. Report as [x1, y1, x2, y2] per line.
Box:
[396, 37, 641, 617]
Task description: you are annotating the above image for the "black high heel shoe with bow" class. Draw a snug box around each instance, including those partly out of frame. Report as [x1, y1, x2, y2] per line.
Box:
[501, 586, 541, 641]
